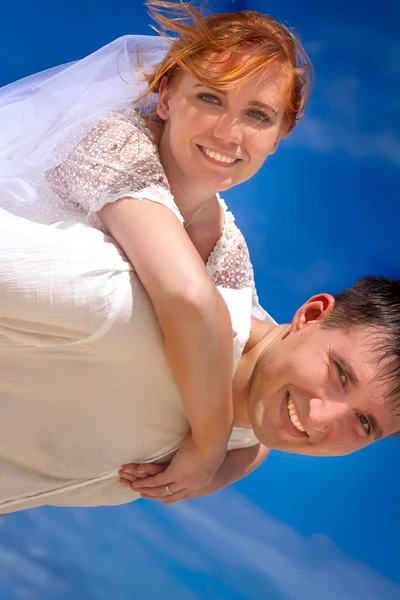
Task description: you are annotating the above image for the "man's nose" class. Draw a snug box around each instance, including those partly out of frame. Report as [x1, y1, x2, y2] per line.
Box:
[213, 114, 243, 145]
[307, 397, 351, 433]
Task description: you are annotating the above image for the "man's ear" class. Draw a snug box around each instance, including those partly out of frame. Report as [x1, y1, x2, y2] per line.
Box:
[157, 76, 171, 120]
[290, 293, 335, 333]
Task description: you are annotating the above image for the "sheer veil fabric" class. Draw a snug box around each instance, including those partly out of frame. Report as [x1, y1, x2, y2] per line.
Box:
[0, 35, 169, 205]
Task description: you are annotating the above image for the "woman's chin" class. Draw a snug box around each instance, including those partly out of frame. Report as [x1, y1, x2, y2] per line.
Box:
[185, 164, 237, 192]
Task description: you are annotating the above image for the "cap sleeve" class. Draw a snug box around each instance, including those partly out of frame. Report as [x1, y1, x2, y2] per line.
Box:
[45, 107, 183, 225]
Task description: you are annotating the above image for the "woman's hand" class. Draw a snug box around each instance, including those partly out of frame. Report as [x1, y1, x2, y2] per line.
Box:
[120, 442, 270, 504]
[120, 435, 226, 504]
[119, 463, 167, 489]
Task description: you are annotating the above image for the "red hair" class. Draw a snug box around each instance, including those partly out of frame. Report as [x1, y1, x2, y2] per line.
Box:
[139, 1, 312, 135]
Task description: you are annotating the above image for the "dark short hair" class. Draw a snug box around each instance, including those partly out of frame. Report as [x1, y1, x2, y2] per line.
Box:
[323, 276, 400, 413]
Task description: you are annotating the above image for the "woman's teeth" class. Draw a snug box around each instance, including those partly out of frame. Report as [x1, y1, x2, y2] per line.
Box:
[200, 146, 236, 164]
[287, 395, 305, 432]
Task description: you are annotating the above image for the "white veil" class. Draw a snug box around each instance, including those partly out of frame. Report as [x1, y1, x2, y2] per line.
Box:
[0, 35, 169, 205]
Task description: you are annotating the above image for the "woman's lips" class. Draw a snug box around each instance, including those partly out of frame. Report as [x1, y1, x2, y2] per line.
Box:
[280, 391, 308, 438]
[197, 144, 240, 168]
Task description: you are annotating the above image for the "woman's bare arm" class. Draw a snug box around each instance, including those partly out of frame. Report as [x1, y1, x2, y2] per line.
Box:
[100, 199, 234, 495]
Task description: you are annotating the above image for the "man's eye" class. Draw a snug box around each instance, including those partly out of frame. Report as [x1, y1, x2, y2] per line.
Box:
[248, 109, 270, 123]
[336, 362, 347, 387]
[358, 414, 371, 435]
[197, 94, 221, 105]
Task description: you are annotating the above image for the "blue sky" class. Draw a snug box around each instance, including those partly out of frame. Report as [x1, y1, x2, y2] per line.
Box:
[1, 1, 399, 598]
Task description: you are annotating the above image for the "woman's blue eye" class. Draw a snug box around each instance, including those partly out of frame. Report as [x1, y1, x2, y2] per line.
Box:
[248, 110, 270, 123]
[197, 94, 221, 105]
[359, 414, 371, 435]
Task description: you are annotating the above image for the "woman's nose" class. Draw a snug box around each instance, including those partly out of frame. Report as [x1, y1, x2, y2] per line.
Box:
[308, 397, 351, 432]
[213, 114, 243, 145]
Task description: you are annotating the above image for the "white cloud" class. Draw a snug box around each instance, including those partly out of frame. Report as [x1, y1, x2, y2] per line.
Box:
[0, 489, 399, 599]
[165, 489, 400, 600]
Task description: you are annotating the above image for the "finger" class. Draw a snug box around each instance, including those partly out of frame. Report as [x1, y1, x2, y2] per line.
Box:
[135, 463, 166, 475]
[139, 488, 186, 503]
[137, 484, 184, 498]
[119, 477, 138, 488]
[131, 472, 171, 490]
[120, 463, 165, 476]
[162, 490, 189, 504]
[120, 464, 139, 473]
[119, 469, 149, 480]
[139, 493, 165, 502]
[118, 470, 138, 483]
[119, 464, 165, 482]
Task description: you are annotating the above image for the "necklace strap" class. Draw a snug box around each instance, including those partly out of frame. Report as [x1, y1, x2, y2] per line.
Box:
[183, 197, 211, 230]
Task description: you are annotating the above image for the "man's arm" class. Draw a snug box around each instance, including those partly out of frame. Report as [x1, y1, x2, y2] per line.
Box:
[185, 443, 269, 500]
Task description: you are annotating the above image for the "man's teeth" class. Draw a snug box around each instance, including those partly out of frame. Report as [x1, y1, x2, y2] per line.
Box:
[287, 395, 305, 432]
[200, 146, 236, 164]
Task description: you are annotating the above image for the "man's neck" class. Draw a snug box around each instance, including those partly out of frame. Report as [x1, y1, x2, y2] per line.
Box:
[232, 319, 291, 428]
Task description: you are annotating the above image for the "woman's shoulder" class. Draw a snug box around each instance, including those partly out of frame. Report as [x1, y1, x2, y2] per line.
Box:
[44, 106, 183, 225]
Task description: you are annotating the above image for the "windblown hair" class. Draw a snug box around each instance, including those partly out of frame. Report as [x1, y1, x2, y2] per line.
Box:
[139, 0, 312, 135]
[323, 276, 400, 411]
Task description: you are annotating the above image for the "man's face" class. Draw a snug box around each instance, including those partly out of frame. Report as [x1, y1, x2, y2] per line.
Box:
[248, 299, 399, 456]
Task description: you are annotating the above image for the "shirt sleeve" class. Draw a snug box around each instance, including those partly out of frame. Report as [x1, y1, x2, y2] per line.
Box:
[45, 107, 183, 225]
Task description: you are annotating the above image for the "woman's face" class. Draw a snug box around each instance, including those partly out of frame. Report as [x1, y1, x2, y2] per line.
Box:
[157, 57, 289, 195]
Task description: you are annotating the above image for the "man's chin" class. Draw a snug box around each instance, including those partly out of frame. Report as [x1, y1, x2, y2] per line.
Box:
[252, 417, 310, 453]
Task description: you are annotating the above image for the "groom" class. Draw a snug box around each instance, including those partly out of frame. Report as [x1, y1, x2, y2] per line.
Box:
[122, 271, 400, 502]
[0, 209, 399, 511]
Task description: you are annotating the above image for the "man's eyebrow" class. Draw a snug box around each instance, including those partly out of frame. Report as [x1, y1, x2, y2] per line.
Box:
[335, 354, 386, 441]
[335, 354, 359, 386]
[192, 84, 278, 115]
[367, 413, 384, 441]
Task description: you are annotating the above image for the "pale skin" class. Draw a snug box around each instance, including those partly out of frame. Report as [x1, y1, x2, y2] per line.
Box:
[99, 56, 288, 500]
[120, 295, 400, 503]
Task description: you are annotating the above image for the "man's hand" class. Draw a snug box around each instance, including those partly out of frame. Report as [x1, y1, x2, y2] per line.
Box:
[120, 436, 226, 504]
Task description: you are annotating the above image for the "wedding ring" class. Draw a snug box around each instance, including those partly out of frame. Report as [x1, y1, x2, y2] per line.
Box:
[165, 484, 174, 496]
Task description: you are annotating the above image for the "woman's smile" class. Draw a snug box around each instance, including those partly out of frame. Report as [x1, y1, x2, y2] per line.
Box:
[197, 144, 242, 167]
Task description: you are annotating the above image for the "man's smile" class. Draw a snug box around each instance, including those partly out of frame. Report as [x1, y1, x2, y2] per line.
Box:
[279, 391, 309, 439]
[287, 392, 306, 432]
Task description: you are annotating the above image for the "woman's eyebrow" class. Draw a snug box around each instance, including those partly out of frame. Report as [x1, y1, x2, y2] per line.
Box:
[192, 84, 278, 115]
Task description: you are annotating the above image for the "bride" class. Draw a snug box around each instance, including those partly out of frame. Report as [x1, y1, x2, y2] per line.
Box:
[0, 1, 311, 502]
